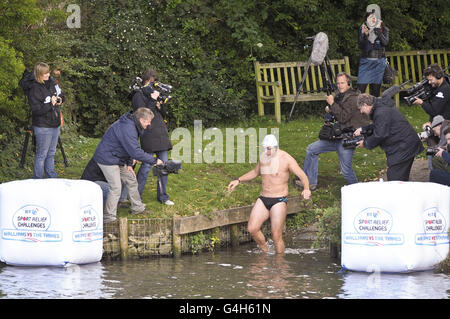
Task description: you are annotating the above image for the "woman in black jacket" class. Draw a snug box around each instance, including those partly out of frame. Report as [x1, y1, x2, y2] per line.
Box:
[128, 70, 174, 205]
[28, 62, 65, 179]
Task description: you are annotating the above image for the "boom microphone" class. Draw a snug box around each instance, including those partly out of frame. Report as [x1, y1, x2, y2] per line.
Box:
[310, 32, 329, 66]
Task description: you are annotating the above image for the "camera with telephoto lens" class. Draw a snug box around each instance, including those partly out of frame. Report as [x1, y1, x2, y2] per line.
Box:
[342, 126, 373, 149]
[426, 145, 449, 156]
[153, 159, 182, 177]
[404, 78, 433, 106]
[426, 147, 440, 156]
[418, 125, 433, 140]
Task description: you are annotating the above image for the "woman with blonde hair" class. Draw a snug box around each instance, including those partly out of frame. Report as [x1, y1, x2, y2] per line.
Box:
[28, 62, 65, 178]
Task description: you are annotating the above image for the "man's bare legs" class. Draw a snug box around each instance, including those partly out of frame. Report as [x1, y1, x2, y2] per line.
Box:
[247, 199, 270, 252]
[247, 199, 287, 254]
[269, 203, 287, 254]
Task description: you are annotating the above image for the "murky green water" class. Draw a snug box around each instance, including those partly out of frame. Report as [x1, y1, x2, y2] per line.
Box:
[0, 240, 448, 299]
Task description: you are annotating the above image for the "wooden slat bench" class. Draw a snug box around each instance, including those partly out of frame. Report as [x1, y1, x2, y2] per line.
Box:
[385, 49, 450, 107]
[254, 56, 350, 122]
[254, 57, 352, 122]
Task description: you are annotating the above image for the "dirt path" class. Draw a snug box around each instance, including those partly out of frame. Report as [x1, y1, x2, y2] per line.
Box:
[381, 158, 430, 182]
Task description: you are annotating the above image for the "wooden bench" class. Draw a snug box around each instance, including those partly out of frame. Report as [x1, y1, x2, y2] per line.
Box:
[385, 49, 450, 107]
[254, 57, 352, 122]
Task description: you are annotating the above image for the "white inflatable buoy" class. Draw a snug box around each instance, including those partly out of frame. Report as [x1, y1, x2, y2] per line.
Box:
[0, 179, 103, 267]
[341, 181, 449, 272]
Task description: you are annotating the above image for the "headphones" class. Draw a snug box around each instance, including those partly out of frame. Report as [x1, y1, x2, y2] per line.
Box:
[426, 65, 444, 79]
[336, 72, 352, 86]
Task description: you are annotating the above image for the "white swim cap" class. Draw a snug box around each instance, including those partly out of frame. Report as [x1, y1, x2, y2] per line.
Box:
[262, 134, 278, 148]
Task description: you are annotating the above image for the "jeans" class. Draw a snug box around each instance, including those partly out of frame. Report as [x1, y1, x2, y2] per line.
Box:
[303, 139, 358, 186]
[140, 150, 170, 202]
[94, 181, 110, 207]
[33, 126, 60, 179]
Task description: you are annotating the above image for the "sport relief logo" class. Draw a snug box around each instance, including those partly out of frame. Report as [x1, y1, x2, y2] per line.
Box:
[1, 205, 62, 242]
[415, 208, 449, 246]
[72, 205, 103, 242]
[343, 207, 404, 246]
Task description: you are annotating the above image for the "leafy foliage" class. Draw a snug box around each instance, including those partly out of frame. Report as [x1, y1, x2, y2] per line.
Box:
[0, 0, 449, 138]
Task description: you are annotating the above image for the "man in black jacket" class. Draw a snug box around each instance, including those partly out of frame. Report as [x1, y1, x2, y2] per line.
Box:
[412, 64, 450, 121]
[127, 69, 174, 205]
[355, 93, 424, 181]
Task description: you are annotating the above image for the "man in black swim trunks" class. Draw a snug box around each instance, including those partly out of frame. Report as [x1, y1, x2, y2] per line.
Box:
[227, 134, 311, 254]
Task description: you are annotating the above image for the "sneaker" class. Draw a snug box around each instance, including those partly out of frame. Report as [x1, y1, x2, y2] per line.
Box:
[129, 209, 151, 215]
[292, 177, 317, 191]
[118, 201, 130, 208]
[163, 200, 174, 206]
[292, 177, 303, 189]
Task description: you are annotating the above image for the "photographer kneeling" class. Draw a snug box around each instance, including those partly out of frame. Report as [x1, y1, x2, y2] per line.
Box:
[419, 115, 450, 169]
[355, 93, 424, 181]
[302, 72, 370, 189]
[93, 107, 163, 223]
[429, 127, 450, 186]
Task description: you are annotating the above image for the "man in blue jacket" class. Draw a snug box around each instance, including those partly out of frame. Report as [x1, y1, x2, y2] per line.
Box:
[93, 107, 163, 223]
[355, 93, 424, 181]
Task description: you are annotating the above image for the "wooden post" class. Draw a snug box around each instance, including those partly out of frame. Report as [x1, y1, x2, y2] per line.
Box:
[230, 224, 239, 247]
[172, 215, 181, 258]
[119, 217, 129, 259]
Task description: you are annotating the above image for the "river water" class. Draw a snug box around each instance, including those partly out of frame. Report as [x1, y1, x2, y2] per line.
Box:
[0, 240, 448, 299]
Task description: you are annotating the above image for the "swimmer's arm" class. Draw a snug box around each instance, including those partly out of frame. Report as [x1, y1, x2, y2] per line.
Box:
[287, 155, 311, 199]
[227, 161, 260, 192]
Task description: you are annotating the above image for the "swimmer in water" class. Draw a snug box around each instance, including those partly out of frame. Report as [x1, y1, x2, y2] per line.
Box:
[227, 134, 311, 254]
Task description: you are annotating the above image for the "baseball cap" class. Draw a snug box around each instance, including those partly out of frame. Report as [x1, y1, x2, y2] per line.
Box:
[431, 115, 444, 128]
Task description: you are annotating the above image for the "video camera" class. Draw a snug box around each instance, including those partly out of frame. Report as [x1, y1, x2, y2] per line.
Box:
[318, 113, 343, 140]
[129, 77, 173, 104]
[404, 77, 433, 106]
[153, 159, 182, 177]
[342, 126, 373, 149]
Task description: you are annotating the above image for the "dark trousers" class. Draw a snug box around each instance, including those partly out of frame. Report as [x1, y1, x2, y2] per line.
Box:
[387, 158, 415, 181]
[430, 169, 450, 186]
[357, 83, 382, 97]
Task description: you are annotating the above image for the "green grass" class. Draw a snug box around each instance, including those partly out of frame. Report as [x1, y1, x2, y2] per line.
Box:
[1, 104, 429, 226]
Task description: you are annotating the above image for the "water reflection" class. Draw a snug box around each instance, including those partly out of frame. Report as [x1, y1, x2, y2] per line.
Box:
[0, 262, 114, 298]
[0, 242, 448, 299]
[339, 271, 450, 299]
[245, 253, 294, 298]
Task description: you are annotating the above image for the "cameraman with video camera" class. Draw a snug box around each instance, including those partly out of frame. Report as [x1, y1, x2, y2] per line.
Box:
[429, 127, 450, 186]
[412, 64, 450, 121]
[355, 93, 424, 181]
[129, 69, 174, 206]
[301, 73, 370, 189]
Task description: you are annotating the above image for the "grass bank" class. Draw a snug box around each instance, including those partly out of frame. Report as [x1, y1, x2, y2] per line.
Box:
[1, 104, 429, 233]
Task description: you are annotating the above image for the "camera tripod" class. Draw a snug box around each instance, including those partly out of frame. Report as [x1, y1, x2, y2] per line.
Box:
[19, 122, 69, 169]
[286, 54, 336, 123]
